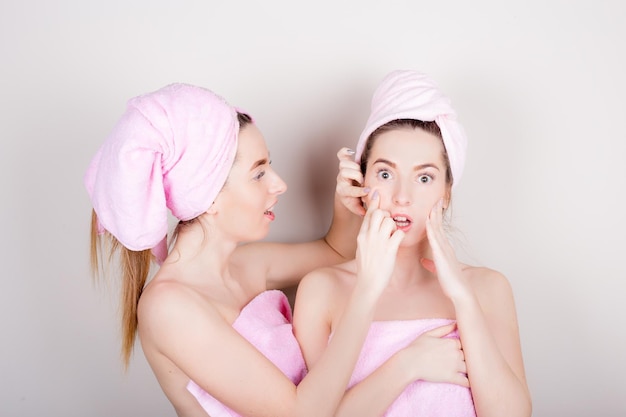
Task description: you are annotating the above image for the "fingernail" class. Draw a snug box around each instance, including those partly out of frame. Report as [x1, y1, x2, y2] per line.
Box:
[346, 148, 355, 155]
[363, 187, 371, 194]
[372, 190, 379, 200]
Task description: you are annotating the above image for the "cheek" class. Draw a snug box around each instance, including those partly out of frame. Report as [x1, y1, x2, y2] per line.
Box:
[361, 187, 393, 209]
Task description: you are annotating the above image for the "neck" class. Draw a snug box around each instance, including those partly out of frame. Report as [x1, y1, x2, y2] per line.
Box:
[387, 239, 434, 288]
[164, 220, 238, 283]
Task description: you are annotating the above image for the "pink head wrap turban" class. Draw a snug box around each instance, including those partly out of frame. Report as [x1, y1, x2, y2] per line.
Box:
[355, 70, 468, 187]
[84, 83, 240, 262]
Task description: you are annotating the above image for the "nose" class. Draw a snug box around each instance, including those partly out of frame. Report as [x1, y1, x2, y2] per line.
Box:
[392, 181, 412, 206]
[270, 168, 287, 195]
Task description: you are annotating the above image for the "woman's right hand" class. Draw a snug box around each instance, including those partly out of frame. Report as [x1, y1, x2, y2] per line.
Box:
[355, 190, 404, 297]
[336, 147, 369, 216]
[401, 323, 470, 387]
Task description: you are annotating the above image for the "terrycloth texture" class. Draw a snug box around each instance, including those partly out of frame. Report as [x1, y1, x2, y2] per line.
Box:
[348, 318, 476, 417]
[355, 70, 468, 187]
[84, 83, 239, 262]
[187, 290, 307, 416]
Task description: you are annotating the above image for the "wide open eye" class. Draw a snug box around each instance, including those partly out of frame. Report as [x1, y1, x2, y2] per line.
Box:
[418, 174, 432, 184]
[377, 169, 392, 180]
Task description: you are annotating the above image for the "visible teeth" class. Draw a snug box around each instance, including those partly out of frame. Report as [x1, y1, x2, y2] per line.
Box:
[393, 216, 410, 227]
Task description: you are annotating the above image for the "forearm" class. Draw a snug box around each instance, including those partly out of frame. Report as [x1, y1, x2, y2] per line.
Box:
[295, 287, 378, 417]
[454, 294, 531, 417]
[323, 192, 361, 260]
[335, 352, 413, 417]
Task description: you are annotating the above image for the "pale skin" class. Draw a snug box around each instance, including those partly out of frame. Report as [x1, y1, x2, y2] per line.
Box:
[293, 127, 532, 416]
[136, 123, 400, 417]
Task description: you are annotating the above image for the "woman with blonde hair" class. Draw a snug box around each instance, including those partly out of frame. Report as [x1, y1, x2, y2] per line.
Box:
[85, 83, 403, 416]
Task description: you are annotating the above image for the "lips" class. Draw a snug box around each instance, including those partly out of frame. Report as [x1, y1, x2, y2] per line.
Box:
[264, 204, 276, 221]
[392, 214, 412, 230]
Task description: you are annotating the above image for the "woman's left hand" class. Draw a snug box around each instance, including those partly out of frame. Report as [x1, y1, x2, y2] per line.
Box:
[422, 199, 471, 301]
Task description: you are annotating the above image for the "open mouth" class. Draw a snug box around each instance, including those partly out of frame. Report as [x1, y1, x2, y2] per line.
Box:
[393, 215, 412, 228]
[264, 205, 276, 220]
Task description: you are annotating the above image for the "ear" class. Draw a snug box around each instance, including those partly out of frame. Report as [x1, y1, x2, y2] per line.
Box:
[206, 201, 218, 215]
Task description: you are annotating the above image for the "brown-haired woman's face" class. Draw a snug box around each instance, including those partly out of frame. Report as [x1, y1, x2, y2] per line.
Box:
[362, 127, 450, 246]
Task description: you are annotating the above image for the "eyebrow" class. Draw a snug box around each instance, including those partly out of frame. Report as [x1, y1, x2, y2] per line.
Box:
[250, 153, 271, 171]
[250, 158, 268, 170]
[373, 158, 440, 171]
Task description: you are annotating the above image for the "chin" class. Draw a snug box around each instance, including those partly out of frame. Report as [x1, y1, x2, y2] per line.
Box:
[252, 225, 271, 241]
[398, 234, 422, 248]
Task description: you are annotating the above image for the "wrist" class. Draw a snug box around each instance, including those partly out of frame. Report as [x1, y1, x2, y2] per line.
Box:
[449, 285, 479, 310]
[349, 283, 382, 311]
[392, 348, 422, 384]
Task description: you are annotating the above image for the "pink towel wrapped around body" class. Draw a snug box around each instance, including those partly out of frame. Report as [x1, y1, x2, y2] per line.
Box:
[187, 290, 307, 416]
[348, 318, 476, 416]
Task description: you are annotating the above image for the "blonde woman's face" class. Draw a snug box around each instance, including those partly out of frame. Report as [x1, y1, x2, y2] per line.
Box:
[211, 124, 287, 242]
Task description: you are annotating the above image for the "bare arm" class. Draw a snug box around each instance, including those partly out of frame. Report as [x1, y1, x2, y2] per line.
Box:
[140, 194, 402, 417]
[294, 270, 468, 417]
[232, 148, 362, 290]
[425, 199, 532, 417]
[335, 322, 469, 417]
[452, 273, 531, 417]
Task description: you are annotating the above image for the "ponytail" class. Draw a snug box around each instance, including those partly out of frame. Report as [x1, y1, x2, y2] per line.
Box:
[90, 210, 153, 369]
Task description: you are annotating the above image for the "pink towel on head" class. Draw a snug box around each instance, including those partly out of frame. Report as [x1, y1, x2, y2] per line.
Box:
[187, 290, 307, 416]
[84, 83, 239, 262]
[347, 318, 476, 417]
[355, 70, 468, 187]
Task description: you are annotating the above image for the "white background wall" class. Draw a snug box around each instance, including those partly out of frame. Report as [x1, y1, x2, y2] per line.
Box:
[1, 1, 625, 416]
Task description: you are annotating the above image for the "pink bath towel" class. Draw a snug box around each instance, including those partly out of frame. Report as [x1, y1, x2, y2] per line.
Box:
[187, 290, 307, 416]
[355, 70, 468, 188]
[348, 318, 476, 416]
[84, 83, 239, 263]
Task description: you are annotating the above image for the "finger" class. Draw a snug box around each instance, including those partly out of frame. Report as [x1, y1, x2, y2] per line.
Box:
[451, 373, 470, 388]
[338, 158, 362, 172]
[388, 228, 405, 249]
[360, 190, 380, 229]
[337, 177, 370, 198]
[338, 170, 364, 187]
[348, 201, 367, 217]
[337, 181, 369, 198]
[370, 212, 397, 241]
[458, 358, 467, 374]
[420, 257, 436, 274]
[337, 147, 356, 161]
[425, 209, 445, 254]
[427, 198, 444, 229]
[422, 323, 457, 338]
[366, 189, 380, 212]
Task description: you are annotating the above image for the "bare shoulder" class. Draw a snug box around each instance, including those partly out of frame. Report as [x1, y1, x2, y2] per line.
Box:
[138, 278, 221, 338]
[294, 259, 356, 320]
[297, 259, 356, 295]
[462, 264, 516, 313]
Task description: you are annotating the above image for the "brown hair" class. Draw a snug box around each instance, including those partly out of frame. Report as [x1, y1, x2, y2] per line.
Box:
[89, 111, 252, 369]
[360, 119, 453, 187]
